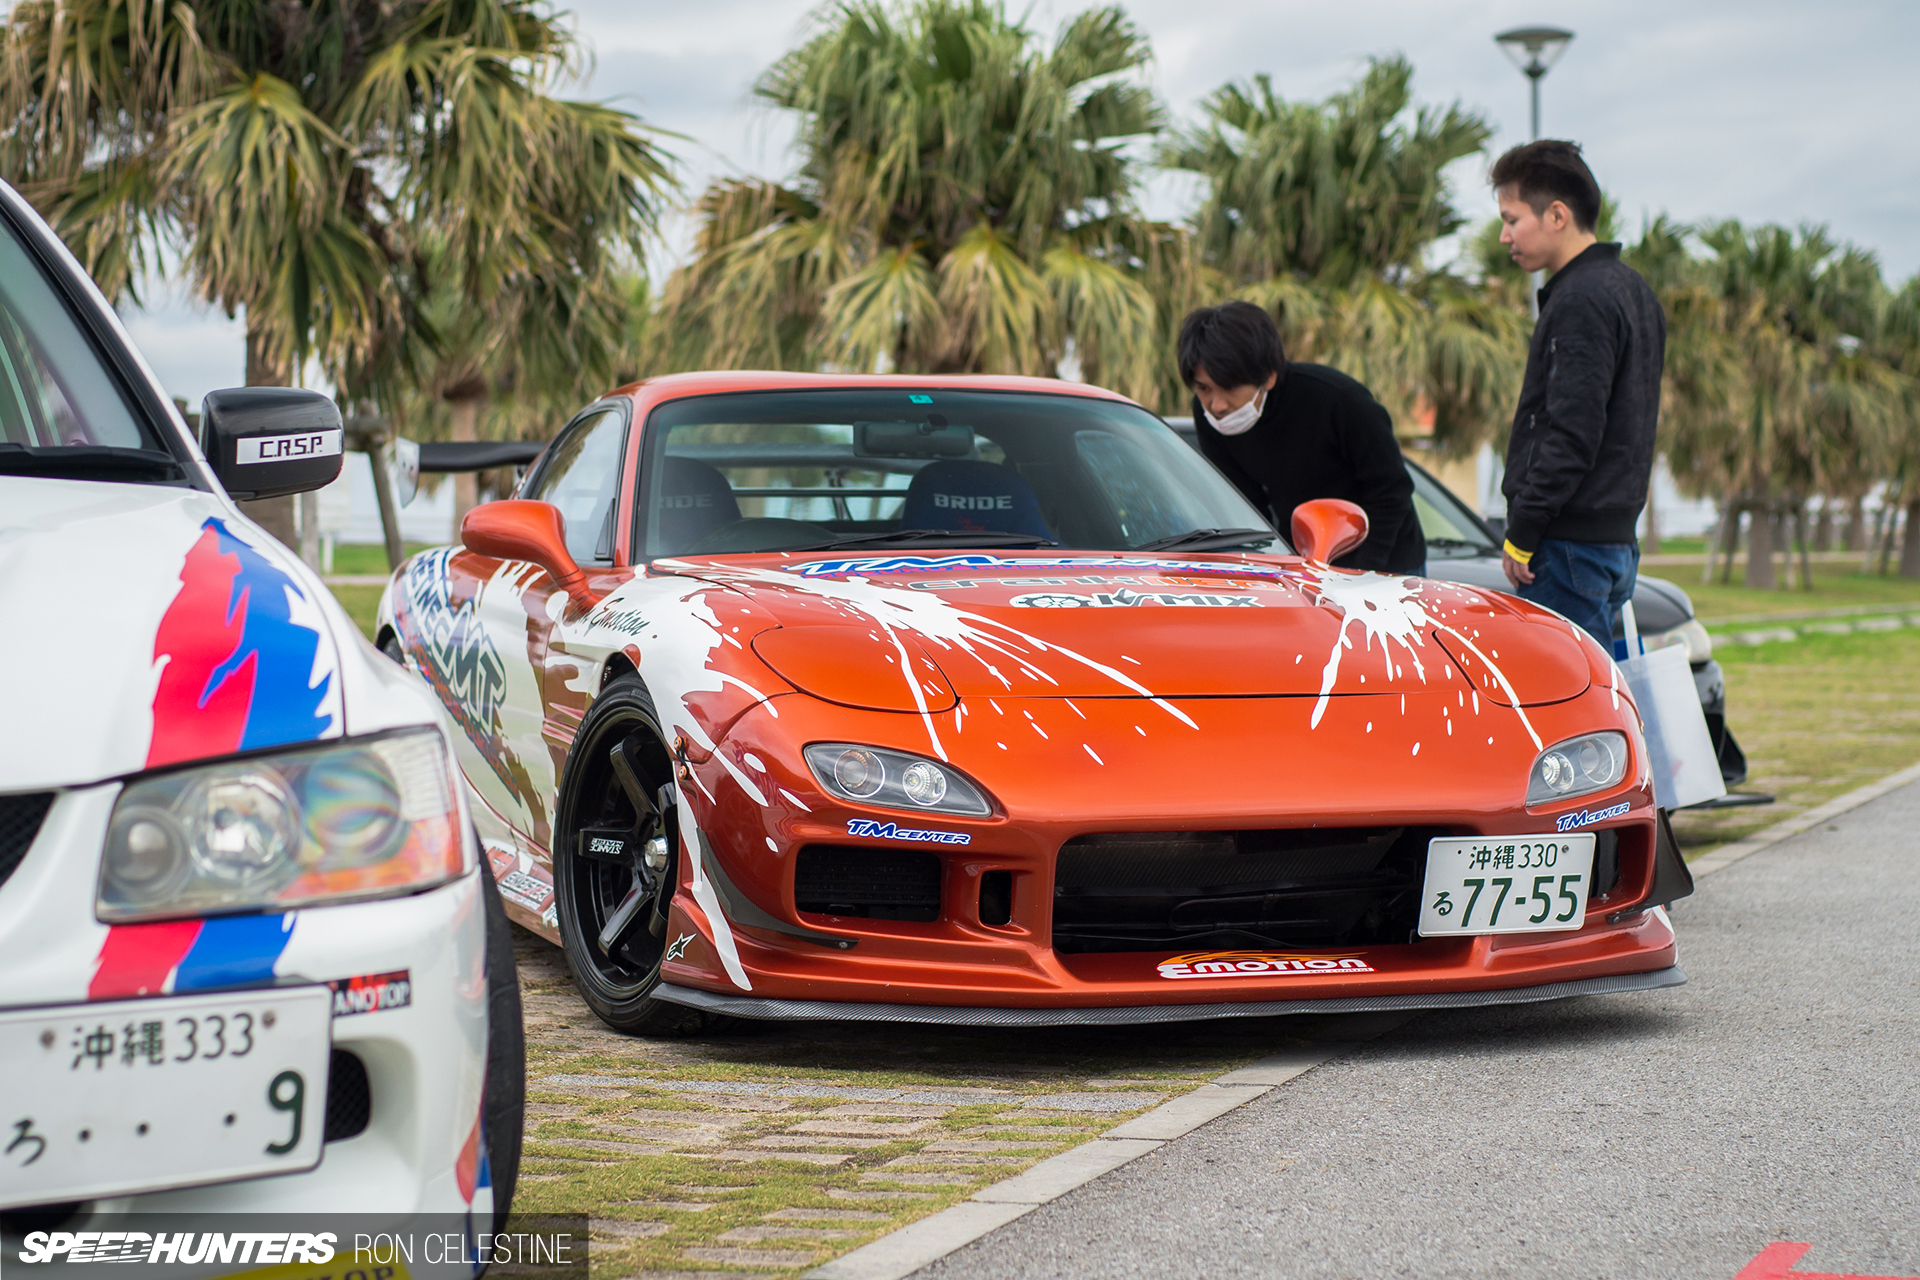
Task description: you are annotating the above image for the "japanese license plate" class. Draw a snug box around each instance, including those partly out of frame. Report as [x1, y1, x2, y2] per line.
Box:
[1418, 834, 1596, 937]
[0, 986, 331, 1209]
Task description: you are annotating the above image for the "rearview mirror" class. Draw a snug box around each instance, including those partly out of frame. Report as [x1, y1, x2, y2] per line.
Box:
[200, 387, 344, 500]
[1290, 499, 1369, 564]
[855, 419, 974, 458]
[461, 500, 601, 612]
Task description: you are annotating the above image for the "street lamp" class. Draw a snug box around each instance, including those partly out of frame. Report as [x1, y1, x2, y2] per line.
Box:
[1494, 26, 1574, 140]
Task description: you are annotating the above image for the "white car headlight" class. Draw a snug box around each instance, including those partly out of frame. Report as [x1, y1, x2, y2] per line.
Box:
[99, 729, 464, 922]
[1526, 731, 1629, 806]
[803, 743, 993, 817]
[1641, 619, 1712, 664]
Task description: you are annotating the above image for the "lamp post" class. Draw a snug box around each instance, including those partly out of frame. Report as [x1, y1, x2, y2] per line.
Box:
[1495, 26, 1574, 140]
[1495, 26, 1574, 315]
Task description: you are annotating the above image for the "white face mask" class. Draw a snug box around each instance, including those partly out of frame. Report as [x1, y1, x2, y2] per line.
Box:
[1204, 388, 1267, 436]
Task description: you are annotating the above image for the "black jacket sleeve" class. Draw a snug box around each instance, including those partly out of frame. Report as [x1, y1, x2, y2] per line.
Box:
[1333, 393, 1416, 572]
[1505, 291, 1621, 555]
[1193, 402, 1271, 521]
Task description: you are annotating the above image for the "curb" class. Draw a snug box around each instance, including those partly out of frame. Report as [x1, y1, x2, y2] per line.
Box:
[803, 761, 1920, 1280]
[1687, 759, 1920, 876]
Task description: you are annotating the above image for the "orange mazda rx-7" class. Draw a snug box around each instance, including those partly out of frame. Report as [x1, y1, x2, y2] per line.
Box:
[377, 372, 1693, 1032]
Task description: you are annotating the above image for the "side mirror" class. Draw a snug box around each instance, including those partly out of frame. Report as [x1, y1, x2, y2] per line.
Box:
[461, 500, 601, 611]
[200, 387, 344, 500]
[1290, 498, 1369, 564]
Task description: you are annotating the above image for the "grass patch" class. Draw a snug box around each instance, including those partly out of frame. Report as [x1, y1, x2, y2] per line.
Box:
[1673, 625, 1920, 854]
[1676, 565, 1920, 625]
[331, 584, 384, 643]
[324, 541, 436, 576]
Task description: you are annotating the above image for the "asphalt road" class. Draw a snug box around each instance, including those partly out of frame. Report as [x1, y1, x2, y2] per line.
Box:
[916, 781, 1920, 1280]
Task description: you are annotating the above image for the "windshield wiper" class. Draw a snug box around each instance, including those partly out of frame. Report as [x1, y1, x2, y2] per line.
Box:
[784, 528, 1060, 552]
[0, 444, 182, 481]
[1130, 527, 1278, 553]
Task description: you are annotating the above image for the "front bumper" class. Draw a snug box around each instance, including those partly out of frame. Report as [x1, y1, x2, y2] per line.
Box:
[0, 783, 490, 1216]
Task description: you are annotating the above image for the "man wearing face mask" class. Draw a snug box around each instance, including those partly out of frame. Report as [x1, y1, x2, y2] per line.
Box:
[1178, 301, 1425, 574]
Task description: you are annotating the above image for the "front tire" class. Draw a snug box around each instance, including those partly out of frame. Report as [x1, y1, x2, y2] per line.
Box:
[552, 676, 706, 1035]
[478, 857, 524, 1223]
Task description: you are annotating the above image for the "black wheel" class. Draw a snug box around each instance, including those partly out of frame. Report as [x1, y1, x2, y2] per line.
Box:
[477, 857, 524, 1223]
[552, 676, 707, 1035]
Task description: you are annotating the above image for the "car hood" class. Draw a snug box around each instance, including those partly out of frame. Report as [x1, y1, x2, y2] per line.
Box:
[0, 477, 344, 789]
[656, 551, 1596, 710]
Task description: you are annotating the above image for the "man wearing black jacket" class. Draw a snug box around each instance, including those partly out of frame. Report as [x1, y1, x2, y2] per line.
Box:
[1493, 140, 1666, 647]
[1179, 302, 1425, 574]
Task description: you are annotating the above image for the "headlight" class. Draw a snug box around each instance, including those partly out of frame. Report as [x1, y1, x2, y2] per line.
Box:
[803, 743, 993, 817]
[1526, 731, 1629, 806]
[1642, 619, 1712, 664]
[99, 729, 464, 922]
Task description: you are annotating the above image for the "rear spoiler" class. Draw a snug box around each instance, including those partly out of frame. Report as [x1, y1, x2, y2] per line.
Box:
[416, 440, 547, 473]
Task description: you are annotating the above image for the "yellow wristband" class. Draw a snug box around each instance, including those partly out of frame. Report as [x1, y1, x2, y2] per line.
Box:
[1502, 540, 1533, 565]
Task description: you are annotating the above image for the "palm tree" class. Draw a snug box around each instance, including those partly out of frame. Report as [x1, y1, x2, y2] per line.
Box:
[1163, 58, 1526, 453]
[650, 0, 1174, 406]
[2, 0, 674, 555]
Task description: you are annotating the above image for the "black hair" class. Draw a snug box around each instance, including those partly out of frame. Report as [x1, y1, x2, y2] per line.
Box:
[1489, 139, 1602, 233]
[1176, 301, 1286, 389]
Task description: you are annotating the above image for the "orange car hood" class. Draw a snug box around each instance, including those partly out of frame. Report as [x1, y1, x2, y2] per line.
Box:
[654, 553, 1594, 708]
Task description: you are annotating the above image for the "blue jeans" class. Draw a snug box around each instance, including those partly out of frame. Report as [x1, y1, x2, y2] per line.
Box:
[1518, 540, 1639, 649]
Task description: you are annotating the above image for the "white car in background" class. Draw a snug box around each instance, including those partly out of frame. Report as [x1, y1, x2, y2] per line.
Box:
[0, 180, 522, 1229]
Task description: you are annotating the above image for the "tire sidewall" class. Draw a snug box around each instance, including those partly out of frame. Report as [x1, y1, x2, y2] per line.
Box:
[478, 855, 524, 1225]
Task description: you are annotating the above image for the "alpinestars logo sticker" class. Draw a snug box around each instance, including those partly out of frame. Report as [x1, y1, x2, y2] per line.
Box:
[665, 934, 693, 961]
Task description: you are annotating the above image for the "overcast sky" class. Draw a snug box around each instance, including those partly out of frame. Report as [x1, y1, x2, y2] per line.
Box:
[124, 0, 1920, 405]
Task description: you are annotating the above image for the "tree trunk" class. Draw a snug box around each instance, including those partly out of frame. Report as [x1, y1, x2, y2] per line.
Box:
[1864, 503, 1887, 572]
[1795, 505, 1815, 591]
[1813, 503, 1833, 552]
[1745, 502, 1776, 588]
[237, 321, 300, 551]
[1717, 493, 1743, 585]
[1642, 486, 1661, 555]
[1902, 498, 1920, 579]
[1877, 504, 1901, 575]
[368, 431, 407, 571]
[448, 395, 484, 537]
[1844, 496, 1866, 552]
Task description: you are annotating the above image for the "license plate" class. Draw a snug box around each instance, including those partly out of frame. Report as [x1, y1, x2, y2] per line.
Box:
[1418, 834, 1596, 937]
[0, 987, 332, 1209]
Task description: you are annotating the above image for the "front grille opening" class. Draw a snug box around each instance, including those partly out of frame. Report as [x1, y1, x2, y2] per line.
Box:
[1052, 827, 1442, 953]
[1592, 829, 1621, 898]
[324, 1049, 372, 1142]
[0, 792, 55, 890]
[795, 845, 941, 922]
[979, 870, 1013, 926]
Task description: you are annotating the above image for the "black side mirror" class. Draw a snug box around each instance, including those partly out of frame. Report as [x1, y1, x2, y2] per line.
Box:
[200, 387, 344, 500]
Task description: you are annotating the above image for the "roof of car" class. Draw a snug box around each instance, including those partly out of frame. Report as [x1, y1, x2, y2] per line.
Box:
[607, 370, 1139, 404]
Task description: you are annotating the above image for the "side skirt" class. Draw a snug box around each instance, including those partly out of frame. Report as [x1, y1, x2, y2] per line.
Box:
[653, 966, 1688, 1028]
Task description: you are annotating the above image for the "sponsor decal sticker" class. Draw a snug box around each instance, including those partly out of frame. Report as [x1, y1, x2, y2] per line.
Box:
[1555, 801, 1631, 832]
[795, 553, 1286, 579]
[398, 549, 514, 793]
[497, 869, 554, 913]
[1155, 951, 1376, 980]
[665, 933, 694, 961]
[235, 429, 343, 465]
[89, 914, 296, 1001]
[1010, 588, 1260, 608]
[329, 969, 412, 1017]
[845, 819, 972, 845]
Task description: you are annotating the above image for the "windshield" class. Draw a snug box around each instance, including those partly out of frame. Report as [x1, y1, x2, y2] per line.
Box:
[638, 388, 1278, 558]
[1407, 460, 1497, 560]
[0, 212, 179, 481]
